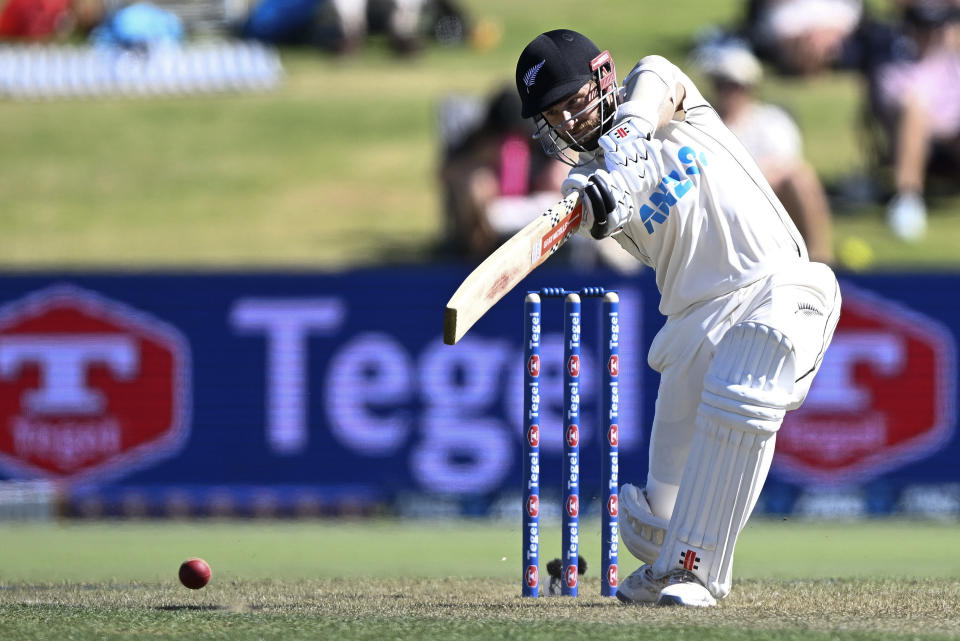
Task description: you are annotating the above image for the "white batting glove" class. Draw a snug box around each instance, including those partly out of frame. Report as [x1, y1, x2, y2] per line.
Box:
[611, 109, 656, 139]
[561, 168, 609, 237]
[560, 170, 590, 198]
[597, 118, 666, 196]
[581, 168, 636, 239]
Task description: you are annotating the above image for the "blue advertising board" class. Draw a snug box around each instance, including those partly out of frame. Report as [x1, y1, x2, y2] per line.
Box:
[0, 266, 956, 517]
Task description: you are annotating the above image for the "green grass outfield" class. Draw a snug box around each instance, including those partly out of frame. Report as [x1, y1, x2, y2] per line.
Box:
[1, 518, 958, 640]
[1, 0, 959, 270]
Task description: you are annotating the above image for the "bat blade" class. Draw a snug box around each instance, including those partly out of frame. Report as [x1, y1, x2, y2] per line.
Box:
[443, 192, 582, 345]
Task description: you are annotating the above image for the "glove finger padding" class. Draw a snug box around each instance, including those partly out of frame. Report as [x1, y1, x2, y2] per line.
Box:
[584, 168, 635, 239]
[598, 135, 646, 172]
[584, 173, 617, 225]
[596, 117, 664, 193]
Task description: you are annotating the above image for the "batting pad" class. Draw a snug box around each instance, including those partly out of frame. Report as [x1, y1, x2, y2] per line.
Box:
[653, 322, 795, 599]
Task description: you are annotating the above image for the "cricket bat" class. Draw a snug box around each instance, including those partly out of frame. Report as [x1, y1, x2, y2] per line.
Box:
[443, 191, 583, 345]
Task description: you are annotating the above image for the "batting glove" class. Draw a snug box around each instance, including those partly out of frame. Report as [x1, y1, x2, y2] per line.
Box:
[560, 169, 591, 199]
[597, 118, 666, 196]
[582, 167, 636, 239]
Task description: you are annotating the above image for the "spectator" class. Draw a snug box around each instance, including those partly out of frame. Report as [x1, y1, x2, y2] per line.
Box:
[240, 0, 358, 51]
[732, 0, 959, 242]
[71, 0, 106, 37]
[873, 1, 960, 241]
[695, 41, 835, 263]
[239, 0, 470, 55]
[745, 0, 864, 75]
[0, 0, 72, 40]
[90, 2, 184, 49]
[438, 85, 569, 260]
[437, 85, 639, 270]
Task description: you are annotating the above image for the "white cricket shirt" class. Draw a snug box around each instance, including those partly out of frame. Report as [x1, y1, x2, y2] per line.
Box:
[576, 56, 808, 317]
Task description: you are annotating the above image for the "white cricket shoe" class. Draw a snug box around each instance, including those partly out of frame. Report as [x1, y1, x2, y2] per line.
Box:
[615, 564, 663, 604]
[658, 581, 717, 608]
[616, 564, 717, 608]
[887, 192, 926, 242]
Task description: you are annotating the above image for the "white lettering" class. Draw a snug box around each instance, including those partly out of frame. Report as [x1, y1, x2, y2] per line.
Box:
[412, 416, 512, 494]
[0, 335, 137, 415]
[11, 415, 121, 468]
[413, 336, 512, 493]
[306, 287, 645, 496]
[326, 333, 412, 456]
[230, 298, 345, 454]
[419, 337, 509, 412]
[805, 332, 905, 411]
[781, 413, 887, 461]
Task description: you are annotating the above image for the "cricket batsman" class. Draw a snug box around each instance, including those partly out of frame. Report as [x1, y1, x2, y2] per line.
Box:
[514, 29, 841, 606]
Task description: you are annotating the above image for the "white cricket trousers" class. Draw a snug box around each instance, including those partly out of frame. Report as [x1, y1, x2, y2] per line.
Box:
[643, 261, 841, 518]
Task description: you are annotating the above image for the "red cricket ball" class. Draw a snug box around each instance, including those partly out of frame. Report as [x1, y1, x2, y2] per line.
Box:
[178, 557, 211, 589]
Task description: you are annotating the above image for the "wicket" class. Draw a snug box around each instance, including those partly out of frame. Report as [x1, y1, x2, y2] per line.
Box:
[522, 287, 620, 598]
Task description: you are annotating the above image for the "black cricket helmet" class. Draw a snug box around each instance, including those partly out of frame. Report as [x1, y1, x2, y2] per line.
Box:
[515, 29, 618, 165]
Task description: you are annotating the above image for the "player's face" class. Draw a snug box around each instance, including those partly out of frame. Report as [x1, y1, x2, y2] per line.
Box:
[541, 80, 604, 150]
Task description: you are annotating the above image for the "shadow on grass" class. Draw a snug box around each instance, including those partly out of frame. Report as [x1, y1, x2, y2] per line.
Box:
[156, 605, 229, 612]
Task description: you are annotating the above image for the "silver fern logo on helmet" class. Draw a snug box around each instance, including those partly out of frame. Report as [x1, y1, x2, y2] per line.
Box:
[523, 60, 546, 93]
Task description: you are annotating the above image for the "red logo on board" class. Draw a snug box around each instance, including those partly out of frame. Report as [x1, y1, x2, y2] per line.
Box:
[608, 354, 619, 377]
[565, 564, 578, 588]
[0, 286, 190, 482]
[777, 285, 956, 484]
[566, 494, 579, 517]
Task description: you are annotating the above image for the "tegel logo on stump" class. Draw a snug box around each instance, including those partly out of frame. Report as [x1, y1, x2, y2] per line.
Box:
[0, 285, 191, 482]
[778, 284, 957, 484]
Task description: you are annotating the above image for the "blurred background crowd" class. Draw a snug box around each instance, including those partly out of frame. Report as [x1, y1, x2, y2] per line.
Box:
[433, 0, 960, 267]
[0, 0, 959, 521]
[0, 0, 957, 262]
[0, 0, 473, 53]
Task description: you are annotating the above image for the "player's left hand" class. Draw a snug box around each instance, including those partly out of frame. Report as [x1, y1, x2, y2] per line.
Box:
[597, 118, 665, 196]
[582, 168, 635, 239]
